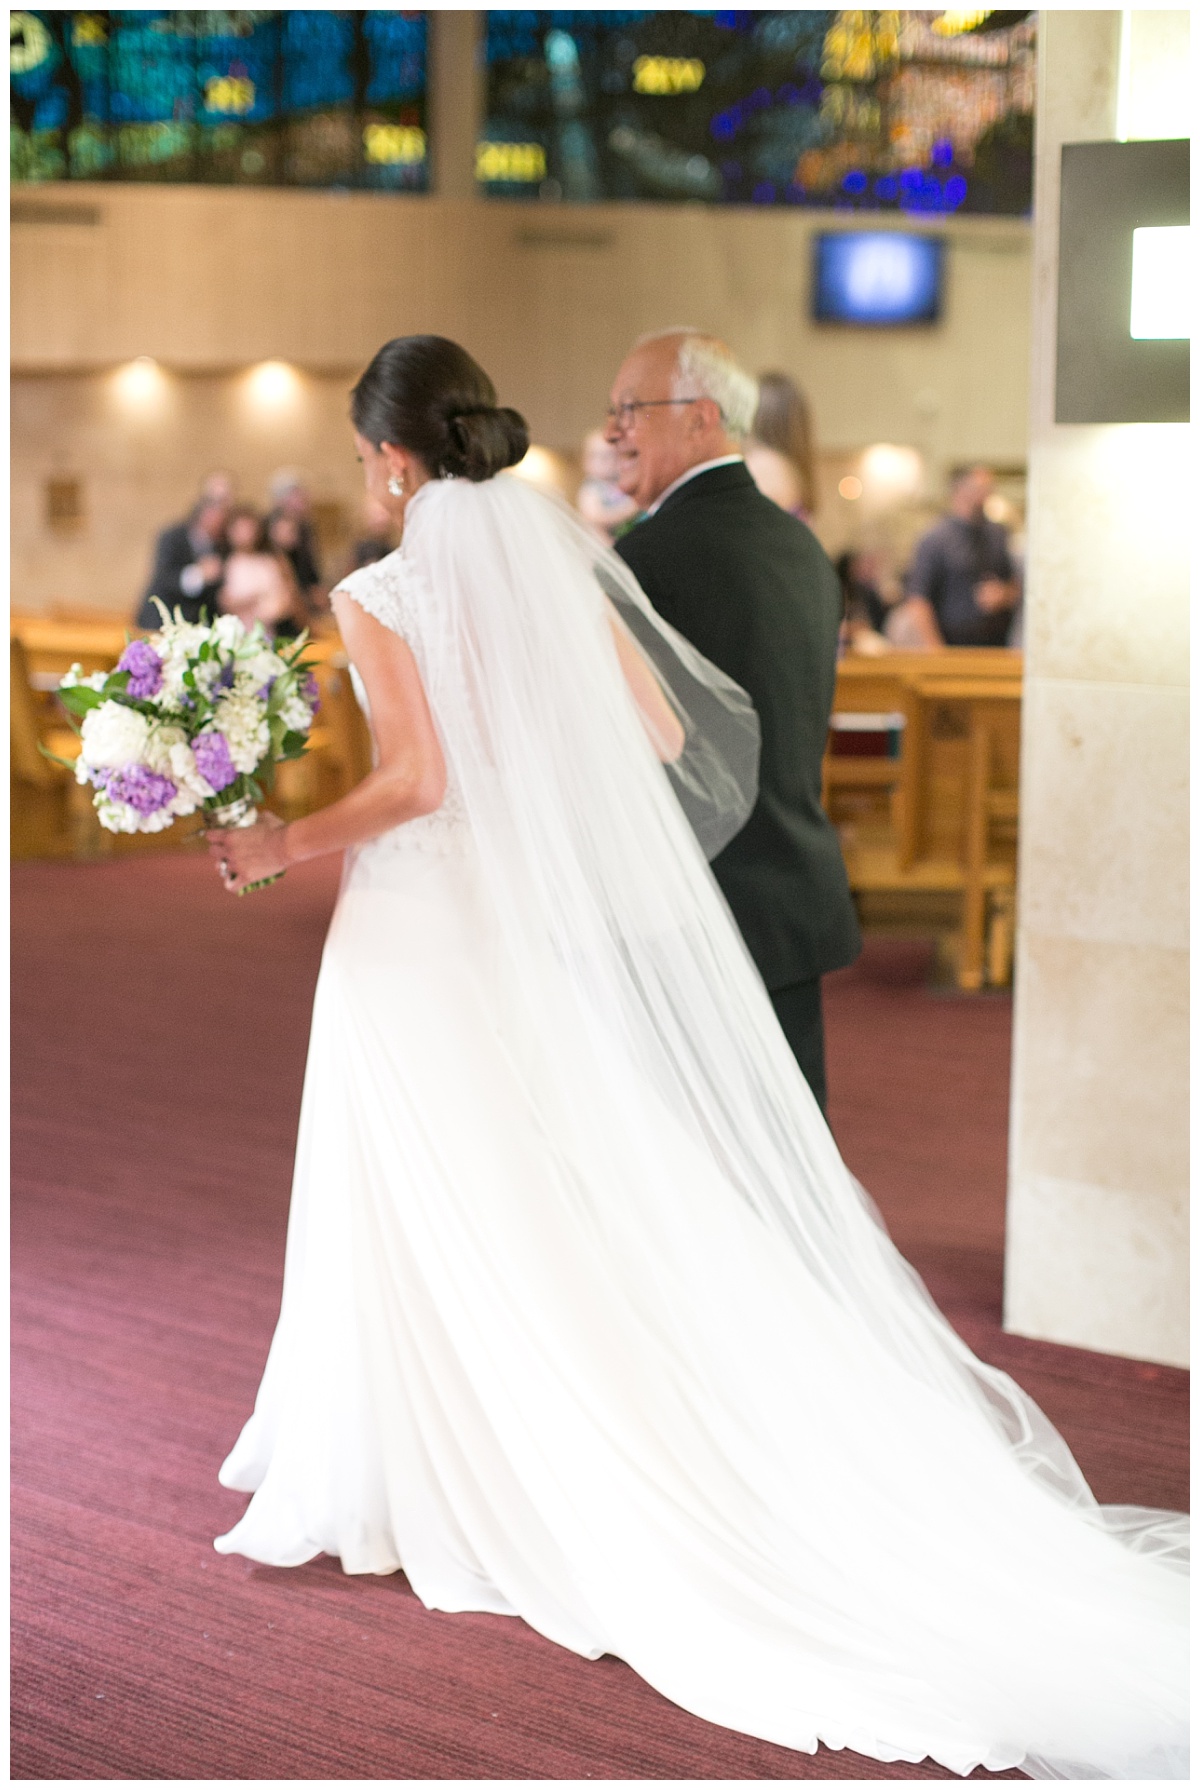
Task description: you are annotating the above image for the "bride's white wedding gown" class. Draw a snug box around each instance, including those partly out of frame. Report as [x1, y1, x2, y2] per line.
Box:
[215, 477, 1187, 1780]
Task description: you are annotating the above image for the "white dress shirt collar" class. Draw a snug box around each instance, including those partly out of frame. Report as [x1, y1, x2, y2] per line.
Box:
[644, 455, 745, 518]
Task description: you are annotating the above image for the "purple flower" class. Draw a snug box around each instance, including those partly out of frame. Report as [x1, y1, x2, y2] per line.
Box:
[216, 660, 236, 691]
[105, 764, 177, 815]
[117, 640, 163, 700]
[302, 673, 320, 713]
[192, 729, 237, 793]
[256, 678, 277, 700]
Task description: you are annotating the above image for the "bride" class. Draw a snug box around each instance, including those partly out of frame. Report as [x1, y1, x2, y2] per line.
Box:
[208, 335, 1186, 1781]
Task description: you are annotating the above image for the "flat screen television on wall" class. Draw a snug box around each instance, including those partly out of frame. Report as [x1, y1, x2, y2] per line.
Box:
[813, 231, 944, 327]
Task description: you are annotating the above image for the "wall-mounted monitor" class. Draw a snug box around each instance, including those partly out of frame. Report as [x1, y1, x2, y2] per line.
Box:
[813, 232, 945, 327]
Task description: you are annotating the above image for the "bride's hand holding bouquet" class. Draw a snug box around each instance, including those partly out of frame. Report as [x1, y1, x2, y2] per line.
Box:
[206, 807, 289, 894]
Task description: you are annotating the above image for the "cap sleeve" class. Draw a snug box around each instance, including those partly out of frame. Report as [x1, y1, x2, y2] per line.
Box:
[331, 550, 411, 642]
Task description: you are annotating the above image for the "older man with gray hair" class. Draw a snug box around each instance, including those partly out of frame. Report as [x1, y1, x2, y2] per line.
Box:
[608, 329, 859, 1114]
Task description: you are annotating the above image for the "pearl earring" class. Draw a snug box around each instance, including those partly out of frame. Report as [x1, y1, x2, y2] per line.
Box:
[387, 473, 405, 497]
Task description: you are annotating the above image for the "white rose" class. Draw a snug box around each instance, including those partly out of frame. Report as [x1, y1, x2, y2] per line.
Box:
[237, 648, 287, 692]
[158, 655, 191, 708]
[211, 614, 247, 653]
[143, 723, 183, 776]
[212, 692, 270, 775]
[158, 618, 209, 658]
[280, 694, 314, 733]
[192, 658, 224, 697]
[95, 795, 141, 835]
[79, 701, 151, 770]
[166, 739, 215, 803]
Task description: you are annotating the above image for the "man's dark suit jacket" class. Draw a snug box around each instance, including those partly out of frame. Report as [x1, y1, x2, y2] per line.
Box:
[615, 461, 861, 991]
[135, 522, 225, 629]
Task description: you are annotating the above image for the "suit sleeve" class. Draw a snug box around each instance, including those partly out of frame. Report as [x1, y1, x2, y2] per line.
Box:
[147, 530, 196, 607]
[613, 530, 681, 630]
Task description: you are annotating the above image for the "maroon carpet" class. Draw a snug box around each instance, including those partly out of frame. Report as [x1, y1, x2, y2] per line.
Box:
[11, 854, 1187, 1781]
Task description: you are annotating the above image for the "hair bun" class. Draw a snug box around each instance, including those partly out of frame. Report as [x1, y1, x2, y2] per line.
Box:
[442, 405, 530, 482]
[351, 336, 529, 484]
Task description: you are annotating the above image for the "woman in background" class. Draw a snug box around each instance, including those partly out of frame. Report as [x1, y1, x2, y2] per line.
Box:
[744, 371, 818, 522]
[219, 506, 300, 634]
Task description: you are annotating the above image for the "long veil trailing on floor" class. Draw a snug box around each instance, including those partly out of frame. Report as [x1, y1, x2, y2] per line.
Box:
[410, 474, 1185, 1556]
[218, 473, 1186, 1780]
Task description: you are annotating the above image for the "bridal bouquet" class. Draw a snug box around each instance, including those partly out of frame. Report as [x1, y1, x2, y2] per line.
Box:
[53, 603, 318, 890]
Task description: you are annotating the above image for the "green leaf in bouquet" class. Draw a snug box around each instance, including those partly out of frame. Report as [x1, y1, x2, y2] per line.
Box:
[58, 683, 107, 717]
[278, 730, 309, 760]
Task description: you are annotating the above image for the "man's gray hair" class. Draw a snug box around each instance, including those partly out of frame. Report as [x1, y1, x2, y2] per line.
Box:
[637, 329, 760, 439]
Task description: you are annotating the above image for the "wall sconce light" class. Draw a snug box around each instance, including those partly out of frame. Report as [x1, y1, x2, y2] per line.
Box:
[1129, 226, 1190, 340]
[1055, 138, 1189, 423]
[243, 360, 303, 410]
[111, 355, 169, 411]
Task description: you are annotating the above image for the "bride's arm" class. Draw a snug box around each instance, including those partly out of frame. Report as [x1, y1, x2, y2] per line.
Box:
[207, 592, 446, 890]
[606, 606, 686, 764]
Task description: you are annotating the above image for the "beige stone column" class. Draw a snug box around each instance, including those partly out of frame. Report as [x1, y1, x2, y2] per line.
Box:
[1004, 12, 1190, 1367]
[428, 12, 485, 201]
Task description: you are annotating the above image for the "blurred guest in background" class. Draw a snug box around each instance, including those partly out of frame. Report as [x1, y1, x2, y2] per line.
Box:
[267, 469, 322, 610]
[346, 495, 398, 572]
[135, 479, 232, 628]
[743, 371, 817, 522]
[219, 506, 299, 633]
[835, 548, 893, 656]
[198, 468, 236, 510]
[576, 427, 640, 544]
[891, 464, 1020, 648]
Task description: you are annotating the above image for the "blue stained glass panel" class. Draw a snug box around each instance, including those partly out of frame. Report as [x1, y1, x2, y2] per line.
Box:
[365, 11, 427, 104]
[480, 9, 1035, 214]
[281, 11, 356, 113]
[11, 10, 429, 189]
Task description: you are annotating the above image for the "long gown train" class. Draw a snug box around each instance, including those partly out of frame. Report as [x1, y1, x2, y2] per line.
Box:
[215, 477, 1187, 1780]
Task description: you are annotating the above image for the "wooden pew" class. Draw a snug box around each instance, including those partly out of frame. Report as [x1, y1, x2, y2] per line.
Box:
[825, 650, 1022, 988]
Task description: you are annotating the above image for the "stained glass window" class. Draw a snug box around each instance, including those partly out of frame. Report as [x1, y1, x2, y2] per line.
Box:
[479, 9, 1035, 214]
[10, 11, 428, 190]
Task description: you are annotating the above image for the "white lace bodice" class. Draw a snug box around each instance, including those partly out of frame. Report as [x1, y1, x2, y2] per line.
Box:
[333, 551, 470, 860]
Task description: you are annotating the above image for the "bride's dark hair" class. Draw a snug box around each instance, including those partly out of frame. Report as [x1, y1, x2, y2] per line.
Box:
[351, 335, 530, 483]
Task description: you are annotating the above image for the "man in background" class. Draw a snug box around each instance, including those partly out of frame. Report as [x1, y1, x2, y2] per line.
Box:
[135, 472, 233, 628]
[892, 464, 1020, 648]
[607, 329, 860, 1114]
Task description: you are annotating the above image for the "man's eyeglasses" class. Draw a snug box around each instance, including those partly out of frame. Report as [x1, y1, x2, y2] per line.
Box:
[605, 397, 706, 431]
